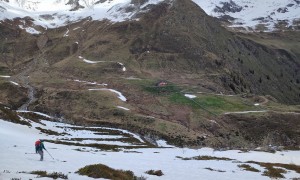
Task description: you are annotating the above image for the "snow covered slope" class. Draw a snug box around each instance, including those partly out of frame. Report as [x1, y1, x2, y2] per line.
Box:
[0, 0, 167, 30]
[1, 117, 300, 179]
[1, 0, 299, 32]
[193, 0, 300, 31]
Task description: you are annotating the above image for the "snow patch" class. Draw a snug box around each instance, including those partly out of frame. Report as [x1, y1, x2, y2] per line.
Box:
[18, 24, 40, 34]
[17, 110, 53, 119]
[83, 59, 105, 64]
[116, 106, 130, 111]
[9, 81, 19, 86]
[184, 94, 197, 99]
[79, 56, 105, 64]
[73, 27, 81, 30]
[89, 88, 127, 102]
[156, 140, 175, 148]
[224, 110, 268, 115]
[63, 28, 69, 37]
[118, 62, 126, 72]
[74, 79, 107, 86]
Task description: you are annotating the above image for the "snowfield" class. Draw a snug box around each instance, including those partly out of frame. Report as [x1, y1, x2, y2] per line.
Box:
[0, 0, 168, 30]
[0, 0, 299, 32]
[0, 116, 300, 180]
[193, 0, 300, 31]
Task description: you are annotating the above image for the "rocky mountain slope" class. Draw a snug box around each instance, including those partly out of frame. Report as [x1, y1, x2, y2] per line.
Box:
[0, 0, 299, 149]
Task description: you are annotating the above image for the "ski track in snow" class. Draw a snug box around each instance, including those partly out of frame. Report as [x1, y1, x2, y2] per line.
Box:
[0, 118, 300, 180]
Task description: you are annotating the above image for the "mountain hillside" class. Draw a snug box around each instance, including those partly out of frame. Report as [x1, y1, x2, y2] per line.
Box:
[0, 0, 299, 149]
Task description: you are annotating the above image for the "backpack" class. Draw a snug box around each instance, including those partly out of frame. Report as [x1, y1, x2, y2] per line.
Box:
[35, 140, 41, 147]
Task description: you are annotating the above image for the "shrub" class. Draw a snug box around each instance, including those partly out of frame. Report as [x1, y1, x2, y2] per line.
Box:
[177, 155, 234, 161]
[76, 164, 135, 180]
[238, 164, 260, 172]
[29, 171, 68, 179]
[145, 170, 164, 176]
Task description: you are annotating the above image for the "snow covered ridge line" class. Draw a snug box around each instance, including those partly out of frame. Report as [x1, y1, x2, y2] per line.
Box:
[193, 0, 300, 31]
[0, 0, 170, 29]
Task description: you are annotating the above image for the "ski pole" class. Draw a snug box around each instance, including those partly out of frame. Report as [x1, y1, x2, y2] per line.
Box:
[45, 149, 55, 160]
[25, 153, 36, 154]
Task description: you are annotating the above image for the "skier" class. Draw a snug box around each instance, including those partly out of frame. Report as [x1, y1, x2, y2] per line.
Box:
[35, 139, 46, 161]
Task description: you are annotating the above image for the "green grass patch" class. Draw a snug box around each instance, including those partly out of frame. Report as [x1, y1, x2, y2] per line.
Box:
[169, 93, 257, 114]
[29, 171, 68, 179]
[169, 93, 199, 108]
[238, 164, 260, 172]
[144, 84, 179, 95]
[76, 164, 136, 180]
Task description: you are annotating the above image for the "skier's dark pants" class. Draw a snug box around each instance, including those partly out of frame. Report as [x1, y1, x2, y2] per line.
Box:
[37, 150, 43, 161]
